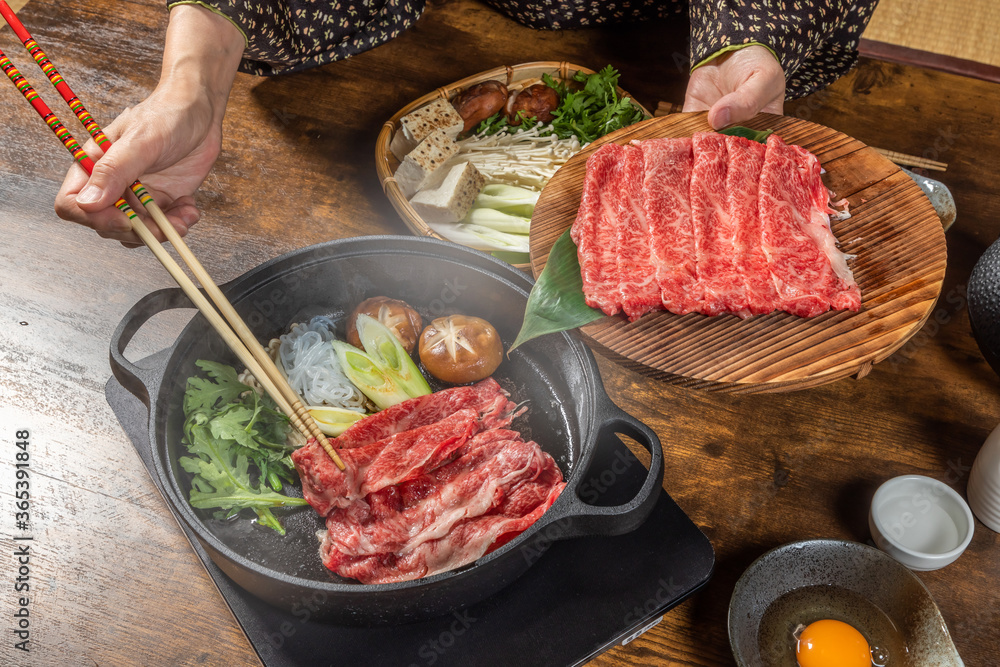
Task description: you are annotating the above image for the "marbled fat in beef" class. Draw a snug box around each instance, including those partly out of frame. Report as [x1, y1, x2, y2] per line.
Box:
[691, 133, 745, 315]
[758, 134, 861, 317]
[639, 138, 700, 315]
[571, 143, 624, 316]
[573, 131, 860, 319]
[615, 144, 662, 321]
[726, 135, 777, 317]
[291, 379, 564, 584]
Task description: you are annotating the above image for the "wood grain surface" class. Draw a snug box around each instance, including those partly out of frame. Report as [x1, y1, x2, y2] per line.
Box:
[1, 0, 999, 666]
[529, 113, 947, 392]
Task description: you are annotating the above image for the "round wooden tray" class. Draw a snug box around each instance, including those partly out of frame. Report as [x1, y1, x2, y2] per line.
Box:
[375, 61, 651, 271]
[529, 113, 948, 393]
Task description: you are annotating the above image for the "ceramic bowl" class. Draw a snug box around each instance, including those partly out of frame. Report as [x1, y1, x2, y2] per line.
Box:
[968, 423, 1000, 532]
[728, 539, 963, 667]
[869, 475, 974, 571]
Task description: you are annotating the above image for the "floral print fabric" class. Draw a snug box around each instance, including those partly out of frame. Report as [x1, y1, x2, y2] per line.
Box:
[481, 0, 683, 28]
[686, 0, 878, 98]
[166, 0, 428, 76]
[168, 0, 877, 98]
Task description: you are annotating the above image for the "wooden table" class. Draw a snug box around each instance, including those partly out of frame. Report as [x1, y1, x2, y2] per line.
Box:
[2, 1, 999, 664]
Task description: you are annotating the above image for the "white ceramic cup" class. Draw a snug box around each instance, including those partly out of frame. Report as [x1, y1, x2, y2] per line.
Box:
[869, 475, 975, 571]
[968, 423, 1000, 533]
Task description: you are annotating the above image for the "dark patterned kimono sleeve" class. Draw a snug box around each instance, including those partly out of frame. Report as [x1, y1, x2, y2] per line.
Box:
[479, 0, 683, 29]
[690, 0, 879, 99]
[166, 0, 427, 76]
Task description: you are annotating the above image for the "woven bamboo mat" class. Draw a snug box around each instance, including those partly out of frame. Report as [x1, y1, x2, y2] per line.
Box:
[864, 0, 1000, 68]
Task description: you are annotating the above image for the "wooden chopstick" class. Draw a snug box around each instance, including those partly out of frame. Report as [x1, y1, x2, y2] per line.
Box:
[871, 148, 948, 172]
[0, 25, 346, 470]
[654, 101, 684, 116]
[653, 101, 949, 172]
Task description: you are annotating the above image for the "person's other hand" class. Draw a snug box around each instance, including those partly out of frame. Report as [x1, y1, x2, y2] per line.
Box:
[683, 45, 785, 130]
[54, 4, 244, 247]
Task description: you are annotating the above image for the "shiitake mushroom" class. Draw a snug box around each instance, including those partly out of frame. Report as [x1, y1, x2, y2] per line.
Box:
[507, 83, 560, 125]
[346, 297, 423, 354]
[451, 80, 509, 133]
[418, 315, 503, 384]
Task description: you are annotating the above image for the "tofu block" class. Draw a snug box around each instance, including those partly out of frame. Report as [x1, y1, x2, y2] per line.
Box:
[390, 99, 465, 159]
[410, 162, 486, 224]
[394, 129, 459, 198]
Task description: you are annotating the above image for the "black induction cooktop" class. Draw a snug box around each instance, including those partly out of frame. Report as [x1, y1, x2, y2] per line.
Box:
[106, 351, 714, 667]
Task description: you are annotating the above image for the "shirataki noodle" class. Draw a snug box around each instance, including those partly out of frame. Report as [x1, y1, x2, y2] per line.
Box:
[278, 317, 368, 411]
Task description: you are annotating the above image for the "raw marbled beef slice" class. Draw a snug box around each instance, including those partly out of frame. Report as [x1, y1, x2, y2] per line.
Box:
[572, 142, 624, 316]
[615, 144, 662, 321]
[725, 135, 777, 316]
[691, 132, 743, 315]
[758, 134, 861, 317]
[638, 137, 700, 314]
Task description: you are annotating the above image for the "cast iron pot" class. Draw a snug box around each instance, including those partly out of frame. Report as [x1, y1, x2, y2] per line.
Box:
[110, 236, 663, 624]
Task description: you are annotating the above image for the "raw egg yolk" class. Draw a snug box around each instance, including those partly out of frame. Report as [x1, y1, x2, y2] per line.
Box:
[796, 619, 871, 667]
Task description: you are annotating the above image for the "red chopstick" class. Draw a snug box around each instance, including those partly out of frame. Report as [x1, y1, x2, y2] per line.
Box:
[0, 6, 346, 469]
[0, 48, 144, 224]
[0, 0, 156, 206]
[0, 2, 105, 141]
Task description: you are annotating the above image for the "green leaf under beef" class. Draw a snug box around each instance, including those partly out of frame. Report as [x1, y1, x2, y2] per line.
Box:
[718, 125, 774, 144]
[510, 229, 604, 351]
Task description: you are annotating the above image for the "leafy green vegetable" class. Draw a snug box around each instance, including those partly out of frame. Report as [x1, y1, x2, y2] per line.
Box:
[718, 126, 774, 144]
[510, 229, 604, 351]
[473, 110, 511, 136]
[182, 361, 245, 415]
[471, 108, 544, 136]
[471, 66, 645, 143]
[546, 66, 646, 144]
[180, 360, 305, 535]
[541, 73, 569, 99]
[180, 428, 307, 534]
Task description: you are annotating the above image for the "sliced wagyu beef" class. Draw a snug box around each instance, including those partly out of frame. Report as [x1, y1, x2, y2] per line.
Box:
[572, 132, 859, 320]
[758, 134, 861, 317]
[291, 379, 564, 584]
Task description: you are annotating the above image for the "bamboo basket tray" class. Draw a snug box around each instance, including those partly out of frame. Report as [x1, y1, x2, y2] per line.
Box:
[375, 61, 651, 270]
[529, 112, 948, 393]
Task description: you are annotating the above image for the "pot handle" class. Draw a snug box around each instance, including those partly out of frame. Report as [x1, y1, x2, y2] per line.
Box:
[541, 402, 664, 541]
[109, 287, 194, 407]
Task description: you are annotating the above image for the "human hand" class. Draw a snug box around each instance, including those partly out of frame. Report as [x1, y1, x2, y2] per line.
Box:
[55, 89, 221, 247]
[53, 4, 244, 247]
[683, 45, 785, 130]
